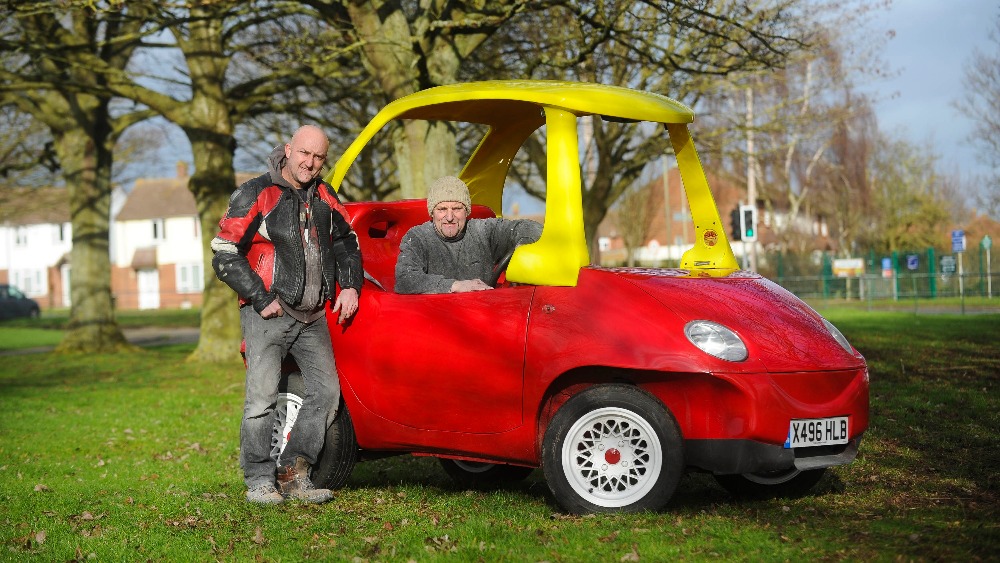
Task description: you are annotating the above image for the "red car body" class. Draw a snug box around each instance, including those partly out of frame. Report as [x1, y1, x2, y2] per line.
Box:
[312, 199, 868, 511]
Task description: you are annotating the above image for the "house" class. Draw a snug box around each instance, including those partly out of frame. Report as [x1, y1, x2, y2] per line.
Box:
[111, 163, 256, 310]
[0, 187, 73, 309]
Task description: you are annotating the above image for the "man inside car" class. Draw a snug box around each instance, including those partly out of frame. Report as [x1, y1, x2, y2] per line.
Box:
[394, 176, 541, 294]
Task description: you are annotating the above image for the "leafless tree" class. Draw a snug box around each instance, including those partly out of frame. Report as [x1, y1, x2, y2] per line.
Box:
[955, 10, 1000, 218]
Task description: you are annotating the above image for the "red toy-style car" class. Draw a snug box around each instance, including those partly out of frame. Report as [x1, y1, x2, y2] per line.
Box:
[268, 81, 869, 514]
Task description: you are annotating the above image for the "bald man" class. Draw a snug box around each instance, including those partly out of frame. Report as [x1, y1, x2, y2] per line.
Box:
[212, 125, 362, 505]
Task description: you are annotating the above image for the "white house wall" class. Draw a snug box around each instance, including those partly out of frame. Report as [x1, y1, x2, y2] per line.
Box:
[0, 221, 72, 297]
[114, 216, 203, 268]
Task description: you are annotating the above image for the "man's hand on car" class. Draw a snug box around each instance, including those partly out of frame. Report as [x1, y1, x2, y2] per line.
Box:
[451, 279, 493, 293]
[333, 287, 359, 324]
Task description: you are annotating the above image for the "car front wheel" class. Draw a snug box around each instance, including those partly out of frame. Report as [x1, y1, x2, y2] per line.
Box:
[542, 384, 683, 514]
[714, 467, 826, 499]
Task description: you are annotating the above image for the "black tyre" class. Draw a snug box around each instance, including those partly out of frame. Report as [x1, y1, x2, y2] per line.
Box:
[438, 458, 534, 488]
[270, 372, 358, 489]
[542, 384, 683, 514]
[311, 400, 358, 490]
[714, 468, 826, 499]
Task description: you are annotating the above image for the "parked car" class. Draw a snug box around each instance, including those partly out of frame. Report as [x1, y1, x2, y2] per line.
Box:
[0, 284, 40, 320]
[267, 81, 869, 514]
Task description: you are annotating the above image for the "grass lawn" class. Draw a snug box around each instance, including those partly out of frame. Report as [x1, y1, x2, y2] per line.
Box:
[0, 327, 64, 351]
[0, 309, 200, 351]
[0, 311, 997, 561]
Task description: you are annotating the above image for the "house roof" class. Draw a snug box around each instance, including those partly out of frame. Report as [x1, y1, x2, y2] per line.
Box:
[0, 187, 71, 225]
[116, 176, 195, 221]
[116, 171, 258, 221]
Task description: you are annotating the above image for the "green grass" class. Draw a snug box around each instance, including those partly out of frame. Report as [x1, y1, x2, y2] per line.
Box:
[0, 308, 200, 351]
[0, 312, 997, 561]
[806, 295, 1000, 314]
[0, 327, 64, 350]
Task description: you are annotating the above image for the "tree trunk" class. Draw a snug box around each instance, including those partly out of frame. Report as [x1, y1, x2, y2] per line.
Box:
[394, 121, 460, 199]
[186, 135, 242, 364]
[344, 2, 460, 199]
[52, 127, 133, 353]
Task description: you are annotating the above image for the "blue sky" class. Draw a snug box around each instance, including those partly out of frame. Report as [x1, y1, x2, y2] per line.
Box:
[868, 0, 998, 180]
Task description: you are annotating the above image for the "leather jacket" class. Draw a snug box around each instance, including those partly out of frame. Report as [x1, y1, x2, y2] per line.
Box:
[211, 172, 363, 314]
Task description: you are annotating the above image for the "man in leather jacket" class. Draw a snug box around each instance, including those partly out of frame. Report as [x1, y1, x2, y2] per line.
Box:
[211, 124, 362, 505]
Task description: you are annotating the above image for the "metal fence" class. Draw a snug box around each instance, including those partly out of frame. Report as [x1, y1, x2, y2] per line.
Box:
[776, 272, 999, 308]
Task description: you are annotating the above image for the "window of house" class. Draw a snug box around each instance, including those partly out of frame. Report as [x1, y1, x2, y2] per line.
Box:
[12, 269, 44, 296]
[176, 262, 204, 293]
[192, 217, 200, 239]
[152, 219, 165, 242]
[15, 226, 27, 246]
[598, 237, 611, 252]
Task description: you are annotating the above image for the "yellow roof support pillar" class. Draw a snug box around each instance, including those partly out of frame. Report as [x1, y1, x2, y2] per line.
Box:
[667, 123, 740, 273]
[506, 107, 590, 286]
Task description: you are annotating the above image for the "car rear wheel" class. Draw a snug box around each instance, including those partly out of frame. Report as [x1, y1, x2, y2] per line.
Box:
[714, 467, 826, 499]
[270, 372, 304, 463]
[542, 384, 683, 514]
[438, 458, 534, 488]
[270, 372, 358, 490]
[311, 400, 358, 490]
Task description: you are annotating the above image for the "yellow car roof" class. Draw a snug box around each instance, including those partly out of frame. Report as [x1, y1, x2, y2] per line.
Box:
[327, 81, 738, 286]
[328, 81, 695, 191]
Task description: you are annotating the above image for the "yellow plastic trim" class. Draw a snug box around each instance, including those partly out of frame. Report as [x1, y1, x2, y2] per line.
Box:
[324, 80, 694, 205]
[667, 123, 740, 274]
[460, 110, 545, 216]
[322, 80, 735, 286]
[505, 107, 591, 286]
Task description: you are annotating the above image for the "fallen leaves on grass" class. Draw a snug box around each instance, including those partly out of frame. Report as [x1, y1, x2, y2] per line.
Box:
[8, 529, 46, 552]
[252, 526, 265, 545]
[620, 544, 640, 561]
[425, 534, 458, 553]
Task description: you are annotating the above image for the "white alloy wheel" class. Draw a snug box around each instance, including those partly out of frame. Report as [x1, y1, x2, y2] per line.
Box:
[559, 406, 663, 509]
[270, 391, 303, 462]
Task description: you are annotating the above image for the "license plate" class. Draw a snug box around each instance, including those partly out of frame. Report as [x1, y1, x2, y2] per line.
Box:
[784, 416, 850, 448]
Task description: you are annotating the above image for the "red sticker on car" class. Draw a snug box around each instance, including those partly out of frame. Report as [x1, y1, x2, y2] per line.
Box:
[703, 229, 718, 246]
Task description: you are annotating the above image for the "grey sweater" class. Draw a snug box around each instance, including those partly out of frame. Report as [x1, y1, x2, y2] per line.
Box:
[395, 218, 542, 294]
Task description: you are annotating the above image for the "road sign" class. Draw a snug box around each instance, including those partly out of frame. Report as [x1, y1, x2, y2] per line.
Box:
[983, 234, 992, 250]
[833, 258, 864, 277]
[881, 257, 893, 279]
[941, 255, 956, 274]
[952, 230, 966, 253]
[906, 254, 919, 270]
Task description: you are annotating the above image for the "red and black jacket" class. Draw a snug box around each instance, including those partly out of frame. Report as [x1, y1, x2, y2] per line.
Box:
[211, 173, 362, 313]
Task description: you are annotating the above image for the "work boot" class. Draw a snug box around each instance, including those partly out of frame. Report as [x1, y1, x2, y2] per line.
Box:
[276, 457, 333, 503]
[246, 482, 284, 505]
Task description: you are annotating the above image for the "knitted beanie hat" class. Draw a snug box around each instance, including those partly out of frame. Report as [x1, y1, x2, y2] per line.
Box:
[426, 176, 471, 215]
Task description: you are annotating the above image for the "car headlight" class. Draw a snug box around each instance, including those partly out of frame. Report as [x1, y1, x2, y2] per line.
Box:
[822, 318, 854, 354]
[684, 320, 748, 362]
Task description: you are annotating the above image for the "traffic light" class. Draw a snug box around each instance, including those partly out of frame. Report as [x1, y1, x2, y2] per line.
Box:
[739, 204, 757, 242]
[730, 207, 742, 241]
